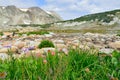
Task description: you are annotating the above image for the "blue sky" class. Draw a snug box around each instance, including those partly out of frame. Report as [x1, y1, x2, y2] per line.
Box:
[0, 0, 120, 20]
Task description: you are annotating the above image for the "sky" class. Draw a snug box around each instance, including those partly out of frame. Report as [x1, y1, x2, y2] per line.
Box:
[0, 0, 120, 20]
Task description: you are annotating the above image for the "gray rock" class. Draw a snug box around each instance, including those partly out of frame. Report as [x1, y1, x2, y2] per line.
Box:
[108, 41, 120, 50]
[99, 48, 114, 54]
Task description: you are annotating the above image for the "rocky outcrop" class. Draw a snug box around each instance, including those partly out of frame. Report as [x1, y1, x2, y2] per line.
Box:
[0, 5, 62, 26]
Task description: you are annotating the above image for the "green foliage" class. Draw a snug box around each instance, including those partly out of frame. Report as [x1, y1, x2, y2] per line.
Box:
[0, 32, 3, 36]
[38, 40, 55, 49]
[0, 49, 120, 80]
[18, 31, 49, 36]
[27, 31, 49, 35]
[18, 23, 52, 28]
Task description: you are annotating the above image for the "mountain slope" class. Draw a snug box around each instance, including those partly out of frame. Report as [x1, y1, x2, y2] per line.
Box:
[0, 5, 62, 26]
[51, 9, 120, 30]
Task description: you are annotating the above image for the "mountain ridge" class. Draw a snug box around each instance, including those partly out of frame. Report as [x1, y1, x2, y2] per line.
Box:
[0, 5, 62, 26]
[49, 9, 120, 31]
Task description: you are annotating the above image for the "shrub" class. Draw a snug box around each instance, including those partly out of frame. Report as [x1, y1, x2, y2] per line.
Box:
[27, 31, 49, 35]
[0, 32, 3, 36]
[38, 40, 55, 49]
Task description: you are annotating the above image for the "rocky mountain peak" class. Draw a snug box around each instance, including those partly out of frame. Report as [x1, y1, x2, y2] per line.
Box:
[0, 5, 62, 26]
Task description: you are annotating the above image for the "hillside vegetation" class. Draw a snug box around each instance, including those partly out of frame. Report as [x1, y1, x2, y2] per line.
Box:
[60, 9, 120, 23]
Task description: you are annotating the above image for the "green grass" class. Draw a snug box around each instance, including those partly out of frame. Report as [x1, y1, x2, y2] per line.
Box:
[18, 30, 49, 36]
[0, 49, 120, 80]
[17, 23, 52, 28]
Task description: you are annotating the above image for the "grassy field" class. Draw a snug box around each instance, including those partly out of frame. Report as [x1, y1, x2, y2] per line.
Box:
[0, 49, 120, 80]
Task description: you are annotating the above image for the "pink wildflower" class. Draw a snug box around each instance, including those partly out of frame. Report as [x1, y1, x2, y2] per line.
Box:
[43, 59, 47, 64]
[51, 51, 56, 56]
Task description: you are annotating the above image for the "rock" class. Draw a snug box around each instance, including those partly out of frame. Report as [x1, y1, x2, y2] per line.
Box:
[0, 53, 9, 60]
[93, 45, 104, 49]
[44, 34, 53, 38]
[22, 34, 27, 37]
[34, 42, 41, 48]
[3, 32, 12, 37]
[99, 48, 114, 54]
[28, 41, 35, 46]
[71, 40, 80, 46]
[72, 43, 79, 47]
[0, 45, 3, 49]
[72, 40, 79, 43]
[41, 48, 55, 53]
[12, 54, 22, 59]
[0, 46, 18, 53]
[10, 46, 18, 53]
[54, 40, 64, 44]
[31, 49, 42, 54]
[0, 48, 8, 53]
[1, 35, 7, 39]
[14, 41, 25, 49]
[86, 42, 94, 48]
[61, 48, 68, 55]
[55, 44, 67, 48]
[85, 38, 92, 42]
[84, 32, 94, 36]
[49, 32, 55, 35]
[108, 41, 120, 50]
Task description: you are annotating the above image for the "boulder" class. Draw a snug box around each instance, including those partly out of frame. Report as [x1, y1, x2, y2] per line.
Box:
[108, 41, 120, 50]
[0, 46, 18, 53]
[10, 46, 18, 53]
[0, 48, 8, 53]
[99, 48, 114, 54]
[14, 41, 25, 49]
[55, 44, 67, 48]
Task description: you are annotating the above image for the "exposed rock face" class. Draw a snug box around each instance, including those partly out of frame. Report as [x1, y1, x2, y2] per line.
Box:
[0, 5, 62, 26]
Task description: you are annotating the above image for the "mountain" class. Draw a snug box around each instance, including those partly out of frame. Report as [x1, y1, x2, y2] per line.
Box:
[51, 9, 120, 31]
[0, 5, 62, 26]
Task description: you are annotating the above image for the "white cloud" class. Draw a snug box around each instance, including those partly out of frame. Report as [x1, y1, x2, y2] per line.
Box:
[0, 0, 38, 8]
[43, 0, 120, 19]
